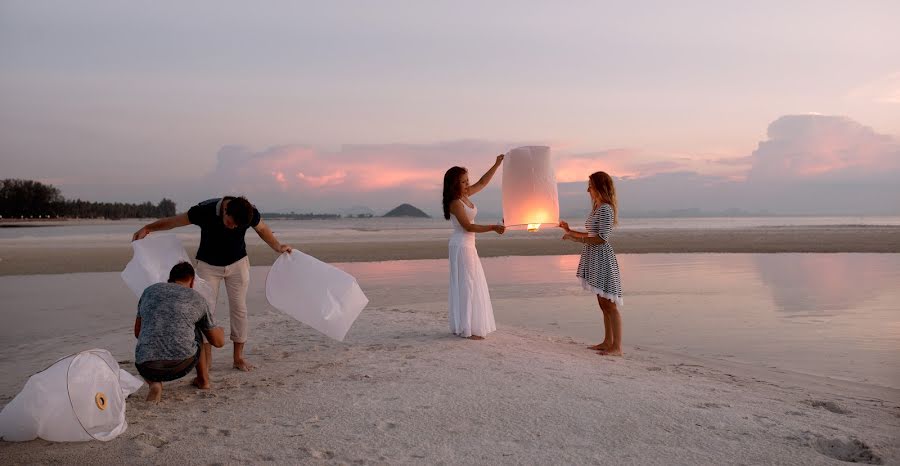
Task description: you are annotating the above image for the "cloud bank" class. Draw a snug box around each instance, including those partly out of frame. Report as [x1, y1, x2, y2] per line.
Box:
[50, 115, 900, 216]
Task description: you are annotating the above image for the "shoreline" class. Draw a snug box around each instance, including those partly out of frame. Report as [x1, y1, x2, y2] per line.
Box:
[1, 226, 899, 276]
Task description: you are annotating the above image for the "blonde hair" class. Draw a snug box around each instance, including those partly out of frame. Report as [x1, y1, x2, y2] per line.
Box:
[589, 171, 618, 225]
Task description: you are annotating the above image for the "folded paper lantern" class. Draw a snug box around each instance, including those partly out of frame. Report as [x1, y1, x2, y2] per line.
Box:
[121, 234, 215, 308]
[0, 349, 144, 442]
[502, 146, 560, 231]
[265, 250, 368, 341]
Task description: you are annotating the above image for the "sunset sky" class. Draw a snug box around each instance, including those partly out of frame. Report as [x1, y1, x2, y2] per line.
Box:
[1, 1, 898, 215]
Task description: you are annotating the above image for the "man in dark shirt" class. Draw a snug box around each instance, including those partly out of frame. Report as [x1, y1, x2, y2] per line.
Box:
[133, 196, 292, 376]
[135, 262, 225, 402]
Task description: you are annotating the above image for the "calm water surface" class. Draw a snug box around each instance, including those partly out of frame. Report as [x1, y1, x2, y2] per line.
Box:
[341, 253, 900, 389]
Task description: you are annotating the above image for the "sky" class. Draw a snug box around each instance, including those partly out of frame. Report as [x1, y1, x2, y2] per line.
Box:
[1, 1, 898, 216]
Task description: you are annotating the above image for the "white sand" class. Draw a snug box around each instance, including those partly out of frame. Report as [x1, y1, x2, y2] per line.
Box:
[1, 270, 898, 464]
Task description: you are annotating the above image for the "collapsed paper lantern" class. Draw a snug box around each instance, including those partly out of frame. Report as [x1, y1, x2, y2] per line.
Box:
[121, 233, 215, 307]
[0, 349, 144, 442]
[502, 146, 560, 231]
[265, 251, 368, 341]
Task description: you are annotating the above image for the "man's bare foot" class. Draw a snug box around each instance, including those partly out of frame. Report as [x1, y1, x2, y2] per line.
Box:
[467, 335, 485, 340]
[146, 382, 162, 403]
[588, 343, 611, 351]
[233, 358, 254, 371]
[191, 377, 211, 389]
[596, 348, 623, 356]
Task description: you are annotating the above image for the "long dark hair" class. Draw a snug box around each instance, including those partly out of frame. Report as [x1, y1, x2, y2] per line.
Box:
[589, 171, 619, 225]
[442, 166, 467, 220]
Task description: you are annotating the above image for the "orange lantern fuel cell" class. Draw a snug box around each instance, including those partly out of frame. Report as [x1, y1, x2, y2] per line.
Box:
[502, 146, 560, 231]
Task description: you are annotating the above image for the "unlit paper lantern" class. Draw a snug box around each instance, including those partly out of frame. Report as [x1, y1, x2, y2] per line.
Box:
[265, 250, 369, 341]
[121, 234, 215, 307]
[502, 146, 560, 231]
[0, 349, 144, 442]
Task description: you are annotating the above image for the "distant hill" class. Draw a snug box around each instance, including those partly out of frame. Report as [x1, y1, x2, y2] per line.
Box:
[383, 203, 430, 218]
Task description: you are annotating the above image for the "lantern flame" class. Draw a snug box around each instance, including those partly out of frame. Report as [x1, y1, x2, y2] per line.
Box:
[527, 223, 541, 232]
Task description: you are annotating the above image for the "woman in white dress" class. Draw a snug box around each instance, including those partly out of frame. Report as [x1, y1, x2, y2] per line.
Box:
[443, 156, 506, 339]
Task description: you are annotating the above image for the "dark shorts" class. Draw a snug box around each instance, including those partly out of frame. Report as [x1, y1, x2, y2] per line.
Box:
[136, 351, 199, 382]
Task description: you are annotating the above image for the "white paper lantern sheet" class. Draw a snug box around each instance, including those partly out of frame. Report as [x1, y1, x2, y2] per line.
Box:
[502, 146, 560, 231]
[121, 233, 215, 307]
[265, 250, 369, 342]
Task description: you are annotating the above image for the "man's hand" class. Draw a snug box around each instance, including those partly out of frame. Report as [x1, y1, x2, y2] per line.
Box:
[559, 220, 570, 232]
[495, 154, 504, 165]
[132, 227, 150, 241]
[278, 244, 293, 254]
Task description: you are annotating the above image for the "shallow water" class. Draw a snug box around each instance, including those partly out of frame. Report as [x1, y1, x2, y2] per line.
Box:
[341, 253, 900, 389]
[1, 252, 896, 390]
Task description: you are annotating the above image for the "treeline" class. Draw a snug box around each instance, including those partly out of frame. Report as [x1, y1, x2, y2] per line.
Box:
[261, 212, 341, 220]
[0, 179, 176, 220]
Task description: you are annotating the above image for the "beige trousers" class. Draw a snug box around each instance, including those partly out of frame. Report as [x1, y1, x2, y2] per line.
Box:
[196, 256, 250, 343]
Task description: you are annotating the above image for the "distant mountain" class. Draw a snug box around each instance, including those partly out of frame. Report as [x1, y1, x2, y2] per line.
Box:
[383, 203, 430, 218]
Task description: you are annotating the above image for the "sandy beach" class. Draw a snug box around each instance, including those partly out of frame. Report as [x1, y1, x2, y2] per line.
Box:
[2, 225, 899, 276]
[1, 265, 898, 464]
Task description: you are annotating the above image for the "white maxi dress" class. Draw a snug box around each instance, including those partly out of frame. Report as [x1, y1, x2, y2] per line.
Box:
[448, 202, 497, 337]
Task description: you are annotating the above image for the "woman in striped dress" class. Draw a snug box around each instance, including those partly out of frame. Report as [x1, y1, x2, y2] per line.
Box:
[559, 171, 623, 356]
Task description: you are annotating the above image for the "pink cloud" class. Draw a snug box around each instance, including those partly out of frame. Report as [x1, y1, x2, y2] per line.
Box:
[555, 149, 698, 182]
[747, 115, 900, 182]
[202, 141, 520, 209]
[295, 170, 347, 188]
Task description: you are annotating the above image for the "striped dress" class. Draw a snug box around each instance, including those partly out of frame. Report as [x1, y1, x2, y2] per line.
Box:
[576, 203, 623, 305]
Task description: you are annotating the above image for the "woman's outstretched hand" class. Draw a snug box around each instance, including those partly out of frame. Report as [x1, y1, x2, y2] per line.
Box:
[495, 154, 504, 165]
[558, 220, 570, 232]
[492, 224, 506, 235]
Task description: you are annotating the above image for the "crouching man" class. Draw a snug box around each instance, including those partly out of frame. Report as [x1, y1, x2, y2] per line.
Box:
[134, 262, 225, 402]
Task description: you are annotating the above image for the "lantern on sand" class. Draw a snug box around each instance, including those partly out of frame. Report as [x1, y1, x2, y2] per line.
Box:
[501, 146, 560, 231]
[0, 349, 144, 442]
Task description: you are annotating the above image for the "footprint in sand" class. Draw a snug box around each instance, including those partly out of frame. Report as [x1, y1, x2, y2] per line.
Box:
[804, 400, 852, 415]
[813, 436, 882, 464]
[133, 432, 168, 448]
[375, 421, 399, 430]
[696, 402, 730, 409]
[302, 448, 335, 459]
[131, 432, 168, 456]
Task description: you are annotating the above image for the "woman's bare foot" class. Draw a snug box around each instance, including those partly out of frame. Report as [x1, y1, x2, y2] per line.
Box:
[233, 358, 255, 371]
[588, 343, 611, 351]
[596, 348, 623, 356]
[146, 382, 162, 403]
[191, 377, 211, 389]
[467, 335, 485, 340]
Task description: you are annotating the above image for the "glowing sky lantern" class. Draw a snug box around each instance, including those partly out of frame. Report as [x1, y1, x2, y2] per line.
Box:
[502, 146, 559, 231]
